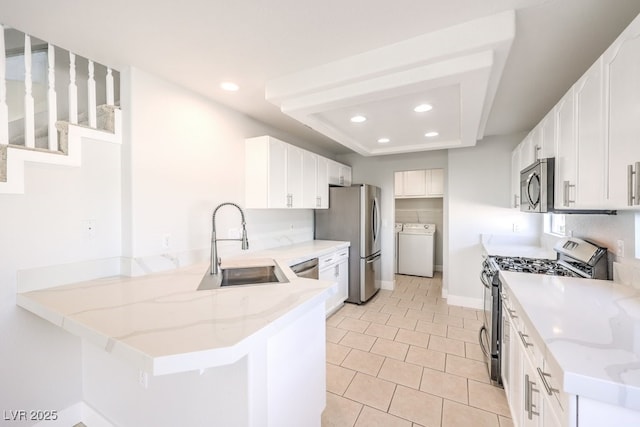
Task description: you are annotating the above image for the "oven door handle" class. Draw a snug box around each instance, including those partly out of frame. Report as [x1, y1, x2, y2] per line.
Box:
[478, 326, 490, 358]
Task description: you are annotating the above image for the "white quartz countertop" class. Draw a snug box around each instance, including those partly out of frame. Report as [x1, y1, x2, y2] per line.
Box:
[500, 271, 640, 410]
[17, 240, 349, 376]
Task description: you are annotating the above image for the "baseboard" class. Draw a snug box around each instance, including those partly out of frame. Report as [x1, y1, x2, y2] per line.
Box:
[446, 294, 483, 310]
[34, 401, 113, 427]
[381, 279, 394, 290]
[17, 257, 122, 292]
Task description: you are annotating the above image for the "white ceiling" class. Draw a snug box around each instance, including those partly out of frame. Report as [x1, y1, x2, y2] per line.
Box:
[2, 0, 640, 155]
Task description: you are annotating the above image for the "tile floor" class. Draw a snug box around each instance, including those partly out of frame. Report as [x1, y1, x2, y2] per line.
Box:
[321, 273, 513, 427]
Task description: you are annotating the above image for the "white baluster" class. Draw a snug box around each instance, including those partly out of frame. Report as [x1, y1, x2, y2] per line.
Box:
[106, 67, 114, 106]
[24, 34, 35, 148]
[0, 25, 8, 145]
[68, 52, 77, 125]
[87, 60, 96, 128]
[47, 44, 58, 151]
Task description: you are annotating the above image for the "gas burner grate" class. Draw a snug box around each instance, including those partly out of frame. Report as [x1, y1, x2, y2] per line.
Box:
[492, 256, 579, 277]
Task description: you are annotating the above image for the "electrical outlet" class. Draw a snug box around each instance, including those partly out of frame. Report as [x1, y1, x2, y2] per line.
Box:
[162, 234, 171, 249]
[512, 223, 520, 232]
[617, 240, 625, 257]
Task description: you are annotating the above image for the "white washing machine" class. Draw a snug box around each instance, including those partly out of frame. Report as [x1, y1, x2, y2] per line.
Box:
[398, 223, 435, 277]
[394, 223, 403, 274]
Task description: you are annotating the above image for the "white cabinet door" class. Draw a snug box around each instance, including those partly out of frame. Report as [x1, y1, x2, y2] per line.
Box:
[554, 89, 577, 210]
[337, 258, 349, 305]
[574, 59, 606, 209]
[540, 109, 556, 159]
[522, 352, 543, 427]
[604, 21, 640, 208]
[404, 170, 427, 196]
[511, 145, 522, 209]
[427, 168, 444, 197]
[302, 150, 318, 208]
[520, 134, 536, 171]
[530, 125, 543, 163]
[316, 156, 329, 209]
[245, 136, 288, 209]
[328, 160, 352, 186]
[394, 171, 404, 197]
[286, 145, 304, 208]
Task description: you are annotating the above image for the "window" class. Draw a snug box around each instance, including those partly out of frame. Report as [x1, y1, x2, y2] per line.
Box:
[548, 213, 566, 236]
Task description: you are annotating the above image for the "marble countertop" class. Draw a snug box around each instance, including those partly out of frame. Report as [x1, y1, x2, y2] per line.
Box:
[501, 271, 640, 410]
[17, 240, 349, 376]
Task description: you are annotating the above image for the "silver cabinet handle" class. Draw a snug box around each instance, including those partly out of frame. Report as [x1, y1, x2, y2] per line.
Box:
[513, 194, 520, 208]
[316, 196, 321, 207]
[535, 145, 541, 160]
[525, 374, 540, 419]
[563, 180, 575, 207]
[537, 367, 559, 396]
[334, 264, 339, 277]
[339, 175, 344, 185]
[507, 308, 518, 319]
[518, 331, 533, 348]
[631, 162, 640, 206]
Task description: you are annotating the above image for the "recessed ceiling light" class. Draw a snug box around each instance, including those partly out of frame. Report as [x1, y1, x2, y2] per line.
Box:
[220, 82, 239, 91]
[377, 138, 390, 144]
[350, 115, 367, 123]
[424, 131, 439, 137]
[414, 104, 433, 113]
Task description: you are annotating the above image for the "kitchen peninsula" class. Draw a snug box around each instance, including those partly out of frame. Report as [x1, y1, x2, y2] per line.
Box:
[17, 240, 349, 427]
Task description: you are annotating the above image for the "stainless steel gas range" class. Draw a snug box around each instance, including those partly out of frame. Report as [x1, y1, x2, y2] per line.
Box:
[478, 237, 609, 386]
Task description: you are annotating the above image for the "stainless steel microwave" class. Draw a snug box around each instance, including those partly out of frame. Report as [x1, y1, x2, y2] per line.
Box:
[520, 158, 554, 213]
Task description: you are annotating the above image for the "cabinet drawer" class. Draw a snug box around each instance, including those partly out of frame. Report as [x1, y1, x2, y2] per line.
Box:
[539, 354, 571, 423]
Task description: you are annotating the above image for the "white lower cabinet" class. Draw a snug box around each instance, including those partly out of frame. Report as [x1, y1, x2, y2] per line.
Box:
[319, 249, 349, 316]
[503, 285, 576, 427]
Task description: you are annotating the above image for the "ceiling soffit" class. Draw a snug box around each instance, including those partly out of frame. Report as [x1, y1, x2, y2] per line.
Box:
[266, 11, 515, 156]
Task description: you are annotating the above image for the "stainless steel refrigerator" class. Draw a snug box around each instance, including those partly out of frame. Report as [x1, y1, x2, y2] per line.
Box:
[314, 184, 382, 303]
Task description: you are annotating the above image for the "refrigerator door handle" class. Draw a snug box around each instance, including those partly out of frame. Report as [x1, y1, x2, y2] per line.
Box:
[371, 197, 381, 244]
[365, 252, 381, 263]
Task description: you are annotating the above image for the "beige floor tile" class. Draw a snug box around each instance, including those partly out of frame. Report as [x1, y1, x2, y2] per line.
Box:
[395, 329, 430, 348]
[378, 358, 423, 389]
[365, 322, 399, 340]
[339, 331, 377, 351]
[341, 348, 385, 376]
[360, 310, 391, 324]
[420, 367, 468, 404]
[468, 380, 511, 416]
[448, 305, 480, 320]
[322, 392, 362, 427]
[375, 295, 401, 307]
[405, 308, 435, 322]
[344, 372, 396, 412]
[338, 317, 371, 333]
[354, 405, 412, 427]
[387, 314, 418, 330]
[465, 342, 484, 362]
[463, 317, 483, 331]
[447, 325, 480, 343]
[433, 313, 465, 328]
[327, 364, 357, 395]
[381, 304, 409, 317]
[445, 354, 490, 383]
[441, 399, 500, 427]
[363, 301, 385, 312]
[327, 326, 348, 343]
[340, 304, 367, 319]
[415, 320, 447, 337]
[498, 415, 515, 427]
[326, 313, 345, 327]
[397, 299, 425, 310]
[422, 302, 450, 314]
[370, 338, 410, 361]
[388, 385, 443, 427]
[327, 342, 352, 365]
[405, 346, 446, 371]
[428, 335, 466, 356]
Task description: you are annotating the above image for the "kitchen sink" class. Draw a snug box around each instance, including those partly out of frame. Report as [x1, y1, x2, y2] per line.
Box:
[197, 264, 289, 290]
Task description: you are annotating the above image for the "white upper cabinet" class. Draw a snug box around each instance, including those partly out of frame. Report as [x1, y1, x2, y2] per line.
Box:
[574, 58, 606, 209]
[301, 150, 318, 209]
[511, 144, 521, 209]
[316, 156, 329, 209]
[328, 160, 352, 187]
[554, 88, 577, 210]
[245, 135, 347, 209]
[395, 169, 444, 198]
[539, 109, 556, 159]
[604, 19, 640, 209]
[520, 133, 536, 171]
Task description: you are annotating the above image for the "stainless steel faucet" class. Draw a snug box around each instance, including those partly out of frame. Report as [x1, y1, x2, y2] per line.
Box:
[210, 202, 249, 275]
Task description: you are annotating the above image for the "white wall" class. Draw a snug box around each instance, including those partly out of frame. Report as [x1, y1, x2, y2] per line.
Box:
[121, 67, 323, 276]
[339, 150, 448, 288]
[447, 134, 541, 307]
[0, 137, 122, 421]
